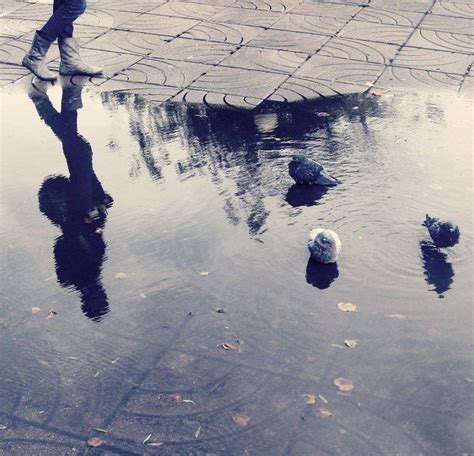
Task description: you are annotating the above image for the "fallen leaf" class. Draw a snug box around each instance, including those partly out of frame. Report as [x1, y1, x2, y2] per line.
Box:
[318, 408, 333, 418]
[182, 399, 196, 404]
[147, 442, 164, 447]
[38, 359, 49, 366]
[115, 272, 128, 279]
[195, 425, 202, 438]
[318, 395, 328, 404]
[31, 307, 42, 314]
[215, 308, 226, 314]
[95, 228, 103, 235]
[94, 428, 107, 433]
[344, 339, 358, 349]
[94, 371, 100, 378]
[316, 112, 330, 117]
[330, 343, 344, 349]
[338, 302, 357, 312]
[0, 424, 7, 430]
[218, 343, 240, 351]
[200, 271, 210, 276]
[143, 434, 152, 444]
[171, 394, 182, 403]
[371, 91, 383, 97]
[232, 414, 251, 426]
[334, 378, 354, 392]
[46, 309, 57, 320]
[386, 314, 407, 320]
[304, 394, 317, 405]
[140, 293, 147, 299]
[87, 437, 104, 448]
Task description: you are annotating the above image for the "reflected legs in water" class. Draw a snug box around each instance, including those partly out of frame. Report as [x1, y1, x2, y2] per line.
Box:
[32, 84, 113, 321]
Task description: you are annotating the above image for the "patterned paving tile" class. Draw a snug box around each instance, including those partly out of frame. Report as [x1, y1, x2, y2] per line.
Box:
[375, 66, 463, 93]
[75, 9, 140, 29]
[181, 22, 264, 45]
[98, 79, 181, 102]
[406, 29, 474, 55]
[84, 30, 169, 56]
[184, 0, 237, 6]
[458, 76, 474, 99]
[3, 3, 54, 21]
[318, 37, 399, 64]
[210, 8, 283, 27]
[271, 13, 348, 35]
[148, 1, 223, 20]
[171, 88, 264, 109]
[189, 66, 287, 98]
[227, 0, 301, 13]
[0, 38, 59, 65]
[0, 18, 43, 38]
[116, 14, 199, 37]
[430, 1, 474, 19]
[267, 76, 368, 102]
[392, 47, 473, 75]
[219, 46, 308, 74]
[247, 29, 330, 54]
[149, 37, 237, 64]
[365, 0, 433, 13]
[290, 3, 361, 18]
[294, 54, 385, 85]
[48, 49, 142, 78]
[0, 62, 29, 86]
[338, 20, 414, 45]
[115, 58, 212, 87]
[89, 0, 166, 13]
[419, 14, 474, 34]
[353, 6, 424, 27]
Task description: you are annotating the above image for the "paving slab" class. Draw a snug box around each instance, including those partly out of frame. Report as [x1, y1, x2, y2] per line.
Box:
[352, 6, 424, 27]
[419, 14, 474, 34]
[148, 1, 224, 20]
[0, 37, 59, 65]
[271, 13, 348, 35]
[0, 17, 43, 38]
[210, 8, 284, 27]
[365, 0, 434, 13]
[338, 20, 414, 45]
[89, 0, 167, 13]
[0, 61, 29, 86]
[458, 76, 474, 99]
[181, 21, 264, 45]
[99, 79, 181, 102]
[171, 87, 264, 109]
[405, 29, 474, 54]
[430, 1, 474, 19]
[116, 13, 200, 37]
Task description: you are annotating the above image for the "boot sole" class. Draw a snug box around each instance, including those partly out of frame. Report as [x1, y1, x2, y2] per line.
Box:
[59, 70, 103, 76]
[22, 59, 57, 81]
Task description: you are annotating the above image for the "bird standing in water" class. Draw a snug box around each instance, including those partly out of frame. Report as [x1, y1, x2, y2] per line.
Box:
[289, 155, 338, 186]
[423, 215, 460, 248]
[308, 229, 341, 264]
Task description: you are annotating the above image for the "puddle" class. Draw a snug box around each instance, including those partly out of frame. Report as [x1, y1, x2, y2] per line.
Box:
[0, 80, 473, 455]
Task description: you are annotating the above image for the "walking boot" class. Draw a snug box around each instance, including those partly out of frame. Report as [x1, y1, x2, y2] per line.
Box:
[22, 32, 57, 81]
[58, 37, 103, 76]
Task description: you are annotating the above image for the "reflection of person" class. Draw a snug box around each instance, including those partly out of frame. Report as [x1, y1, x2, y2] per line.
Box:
[33, 83, 113, 321]
[420, 241, 454, 298]
[305, 260, 339, 290]
[22, 0, 102, 81]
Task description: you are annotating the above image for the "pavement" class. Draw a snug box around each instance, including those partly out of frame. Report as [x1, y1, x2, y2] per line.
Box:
[1, 0, 473, 109]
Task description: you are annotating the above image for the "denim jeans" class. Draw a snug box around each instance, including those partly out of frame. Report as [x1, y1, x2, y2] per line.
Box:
[39, 0, 87, 42]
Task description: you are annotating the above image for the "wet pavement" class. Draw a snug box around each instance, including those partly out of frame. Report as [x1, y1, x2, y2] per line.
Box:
[1, 1, 474, 455]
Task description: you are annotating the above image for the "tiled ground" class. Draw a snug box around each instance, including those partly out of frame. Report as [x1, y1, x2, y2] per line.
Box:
[0, 0, 473, 105]
[0, 0, 474, 109]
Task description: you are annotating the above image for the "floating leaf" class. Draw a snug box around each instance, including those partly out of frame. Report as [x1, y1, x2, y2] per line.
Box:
[0, 424, 7, 430]
[195, 425, 202, 438]
[338, 302, 357, 312]
[115, 272, 128, 280]
[94, 428, 107, 433]
[316, 112, 330, 117]
[171, 394, 182, 403]
[143, 434, 152, 444]
[215, 308, 226, 314]
[218, 343, 240, 351]
[318, 408, 333, 418]
[304, 394, 317, 405]
[318, 395, 328, 404]
[232, 414, 251, 426]
[46, 309, 57, 320]
[334, 378, 354, 392]
[147, 442, 164, 447]
[182, 399, 196, 404]
[344, 339, 358, 349]
[140, 293, 147, 299]
[200, 271, 210, 276]
[31, 307, 42, 314]
[87, 437, 104, 448]
[371, 91, 383, 97]
[386, 314, 406, 320]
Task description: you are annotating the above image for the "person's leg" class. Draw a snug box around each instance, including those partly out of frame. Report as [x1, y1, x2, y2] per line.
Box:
[54, 0, 74, 39]
[39, 0, 85, 42]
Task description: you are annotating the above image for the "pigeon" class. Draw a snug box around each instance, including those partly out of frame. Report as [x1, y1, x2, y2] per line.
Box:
[289, 155, 338, 186]
[308, 229, 341, 264]
[423, 214, 460, 248]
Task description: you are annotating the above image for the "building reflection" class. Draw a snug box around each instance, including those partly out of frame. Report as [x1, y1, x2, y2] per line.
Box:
[33, 82, 113, 321]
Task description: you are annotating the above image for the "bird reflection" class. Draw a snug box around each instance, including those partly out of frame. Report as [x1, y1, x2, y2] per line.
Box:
[420, 241, 454, 298]
[305, 259, 339, 290]
[33, 81, 113, 321]
[285, 184, 329, 208]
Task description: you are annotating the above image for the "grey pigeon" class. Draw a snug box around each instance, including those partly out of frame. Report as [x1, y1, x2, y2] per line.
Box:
[308, 229, 341, 264]
[423, 214, 460, 248]
[289, 155, 338, 186]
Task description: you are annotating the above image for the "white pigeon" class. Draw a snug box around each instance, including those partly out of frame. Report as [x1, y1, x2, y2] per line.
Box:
[308, 229, 341, 264]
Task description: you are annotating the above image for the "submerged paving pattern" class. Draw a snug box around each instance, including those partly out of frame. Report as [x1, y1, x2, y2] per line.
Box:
[0, 0, 473, 108]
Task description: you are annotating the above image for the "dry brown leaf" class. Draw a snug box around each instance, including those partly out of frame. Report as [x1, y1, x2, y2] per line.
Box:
[232, 414, 251, 426]
[87, 437, 104, 448]
[371, 91, 383, 97]
[115, 272, 128, 280]
[318, 408, 333, 418]
[304, 394, 317, 405]
[344, 339, 358, 349]
[386, 314, 406, 320]
[46, 310, 57, 320]
[219, 343, 240, 351]
[200, 271, 210, 276]
[334, 377, 354, 392]
[338, 302, 357, 312]
[31, 307, 42, 314]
